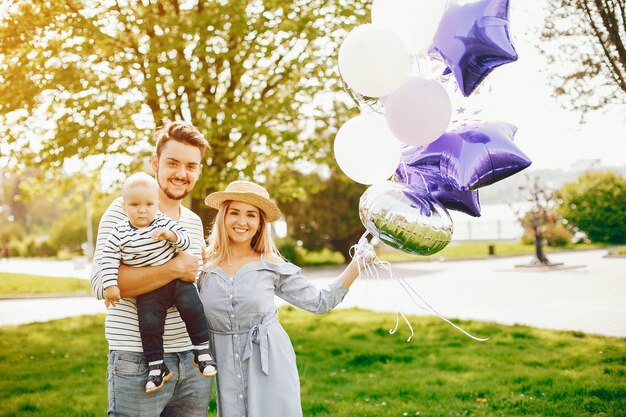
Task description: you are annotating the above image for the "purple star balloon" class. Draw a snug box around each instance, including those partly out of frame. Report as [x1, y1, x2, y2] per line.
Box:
[397, 154, 482, 217]
[429, 0, 518, 97]
[404, 121, 531, 191]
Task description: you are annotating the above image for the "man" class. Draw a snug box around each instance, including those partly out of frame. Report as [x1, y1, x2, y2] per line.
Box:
[90, 120, 211, 416]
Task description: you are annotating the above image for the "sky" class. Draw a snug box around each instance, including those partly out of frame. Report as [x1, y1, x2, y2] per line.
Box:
[1, 0, 624, 176]
[456, 0, 626, 171]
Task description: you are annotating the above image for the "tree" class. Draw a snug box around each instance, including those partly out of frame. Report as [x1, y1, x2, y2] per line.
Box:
[541, 0, 626, 114]
[0, 0, 367, 220]
[512, 176, 566, 265]
[269, 168, 366, 263]
[557, 171, 626, 243]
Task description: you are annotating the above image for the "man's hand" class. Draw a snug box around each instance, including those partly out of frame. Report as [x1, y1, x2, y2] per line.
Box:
[170, 250, 200, 283]
[104, 285, 121, 308]
[152, 228, 176, 242]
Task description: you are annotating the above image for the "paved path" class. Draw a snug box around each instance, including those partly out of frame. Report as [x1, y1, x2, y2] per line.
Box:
[1, 251, 625, 337]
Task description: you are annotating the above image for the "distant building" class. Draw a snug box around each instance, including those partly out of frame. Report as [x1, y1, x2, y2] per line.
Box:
[570, 159, 602, 172]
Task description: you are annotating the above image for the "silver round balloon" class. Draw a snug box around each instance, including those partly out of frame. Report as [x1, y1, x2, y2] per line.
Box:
[359, 181, 453, 256]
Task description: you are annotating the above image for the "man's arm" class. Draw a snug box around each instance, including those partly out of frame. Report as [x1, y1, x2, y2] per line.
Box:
[117, 250, 198, 298]
[92, 199, 201, 299]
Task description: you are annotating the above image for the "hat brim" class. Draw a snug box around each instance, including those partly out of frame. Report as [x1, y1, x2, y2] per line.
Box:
[204, 191, 282, 222]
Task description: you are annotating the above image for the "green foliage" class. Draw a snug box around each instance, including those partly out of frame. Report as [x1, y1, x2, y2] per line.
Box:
[276, 238, 301, 265]
[0, 273, 91, 295]
[1, 311, 625, 416]
[521, 211, 573, 246]
[270, 169, 366, 262]
[557, 171, 626, 244]
[297, 247, 345, 266]
[47, 209, 92, 254]
[0, 221, 25, 245]
[0, 0, 369, 213]
[541, 0, 626, 113]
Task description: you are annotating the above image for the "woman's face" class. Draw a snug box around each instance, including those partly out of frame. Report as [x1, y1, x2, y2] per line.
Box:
[224, 201, 261, 246]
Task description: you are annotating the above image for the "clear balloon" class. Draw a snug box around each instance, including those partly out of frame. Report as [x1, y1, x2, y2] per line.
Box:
[359, 181, 453, 255]
[334, 115, 403, 185]
[428, 0, 518, 97]
[404, 121, 531, 190]
[338, 24, 410, 97]
[384, 76, 452, 146]
[371, 0, 446, 55]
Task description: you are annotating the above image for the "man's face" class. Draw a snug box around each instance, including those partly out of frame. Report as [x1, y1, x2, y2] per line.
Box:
[122, 183, 159, 228]
[152, 140, 203, 201]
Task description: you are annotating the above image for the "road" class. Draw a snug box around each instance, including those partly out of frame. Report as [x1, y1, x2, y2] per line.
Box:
[1, 250, 624, 337]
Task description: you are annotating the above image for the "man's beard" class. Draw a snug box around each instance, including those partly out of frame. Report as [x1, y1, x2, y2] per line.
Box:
[156, 172, 191, 200]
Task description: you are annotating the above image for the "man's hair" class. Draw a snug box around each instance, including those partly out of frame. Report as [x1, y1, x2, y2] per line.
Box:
[153, 119, 210, 158]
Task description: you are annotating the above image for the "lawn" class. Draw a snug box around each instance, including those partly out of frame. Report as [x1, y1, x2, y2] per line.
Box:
[0, 272, 91, 296]
[0, 309, 624, 416]
[377, 241, 610, 263]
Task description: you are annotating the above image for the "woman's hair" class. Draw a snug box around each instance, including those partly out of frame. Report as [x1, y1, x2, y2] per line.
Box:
[204, 200, 281, 267]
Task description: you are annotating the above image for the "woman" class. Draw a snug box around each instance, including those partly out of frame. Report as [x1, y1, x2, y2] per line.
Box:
[198, 180, 367, 417]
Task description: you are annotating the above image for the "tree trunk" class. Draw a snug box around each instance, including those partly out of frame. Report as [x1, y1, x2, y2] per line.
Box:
[190, 196, 215, 239]
[534, 231, 550, 265]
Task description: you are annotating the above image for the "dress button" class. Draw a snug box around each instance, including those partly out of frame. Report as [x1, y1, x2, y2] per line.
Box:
[237, 374, 241, 378]
[234, 334, 238, 338]
[229, 295, 233, 299]
[235, 353, 239, 358]
[239, 394, 243, 399]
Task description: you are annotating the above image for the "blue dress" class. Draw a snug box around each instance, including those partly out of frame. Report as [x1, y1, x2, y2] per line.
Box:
[197, 260, 348, 417]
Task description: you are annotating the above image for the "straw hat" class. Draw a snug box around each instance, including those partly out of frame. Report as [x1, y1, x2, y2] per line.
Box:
[204, 181, 282, 222]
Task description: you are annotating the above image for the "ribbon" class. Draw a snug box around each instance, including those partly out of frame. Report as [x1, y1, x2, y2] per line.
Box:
[351, 232, 488, 342]
[241, 323, 271, 375]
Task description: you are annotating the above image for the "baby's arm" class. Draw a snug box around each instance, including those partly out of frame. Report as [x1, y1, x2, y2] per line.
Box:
[151, 228, 177, 242]
[154, 216, 191, 251]
[104, 285, 121, 308]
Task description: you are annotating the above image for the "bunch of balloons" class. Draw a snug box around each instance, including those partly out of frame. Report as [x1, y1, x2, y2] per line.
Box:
[334, 0, 531, 256]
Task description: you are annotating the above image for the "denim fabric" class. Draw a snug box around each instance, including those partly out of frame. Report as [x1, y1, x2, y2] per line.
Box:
[137, 280, 210, 362]
[107, 350, 212, 417]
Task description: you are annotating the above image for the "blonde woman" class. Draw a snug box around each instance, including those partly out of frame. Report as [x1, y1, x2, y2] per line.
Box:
[198, 180, 368, 417]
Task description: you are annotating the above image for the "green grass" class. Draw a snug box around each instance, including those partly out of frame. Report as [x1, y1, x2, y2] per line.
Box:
[1, 309, 624, 416]
[378, 242, 610, 263]
[608, 246, 626, 256]
[0, 272, 91, 296]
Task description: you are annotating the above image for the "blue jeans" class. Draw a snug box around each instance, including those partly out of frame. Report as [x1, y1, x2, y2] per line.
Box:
[107, 350, 212, 417]
[137, 280, 210, 363]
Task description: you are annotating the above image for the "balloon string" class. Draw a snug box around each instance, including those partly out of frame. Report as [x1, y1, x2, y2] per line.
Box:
[338, 69, 385, 115]
[350, 235, 488, 342]
[400, 154, 409, 184]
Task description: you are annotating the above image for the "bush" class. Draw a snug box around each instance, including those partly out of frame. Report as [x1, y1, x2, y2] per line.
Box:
[522, 221, 573, 246]
[520, 210, 573, 247]
[557, 171, 626, 244]
[276, 238, 301, 264]
[0, 222, 25, 245]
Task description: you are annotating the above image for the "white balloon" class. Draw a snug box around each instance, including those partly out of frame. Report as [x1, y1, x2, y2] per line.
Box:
[334, 114, 403, 185]
[384, 76, 452, 146]
[371, 0, 446, 55]
[338, 24, 409, 97]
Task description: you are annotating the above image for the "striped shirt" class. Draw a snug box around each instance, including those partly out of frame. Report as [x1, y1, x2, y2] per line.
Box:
[90, 197, 205, 353]
[101, 213, 191, 290]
